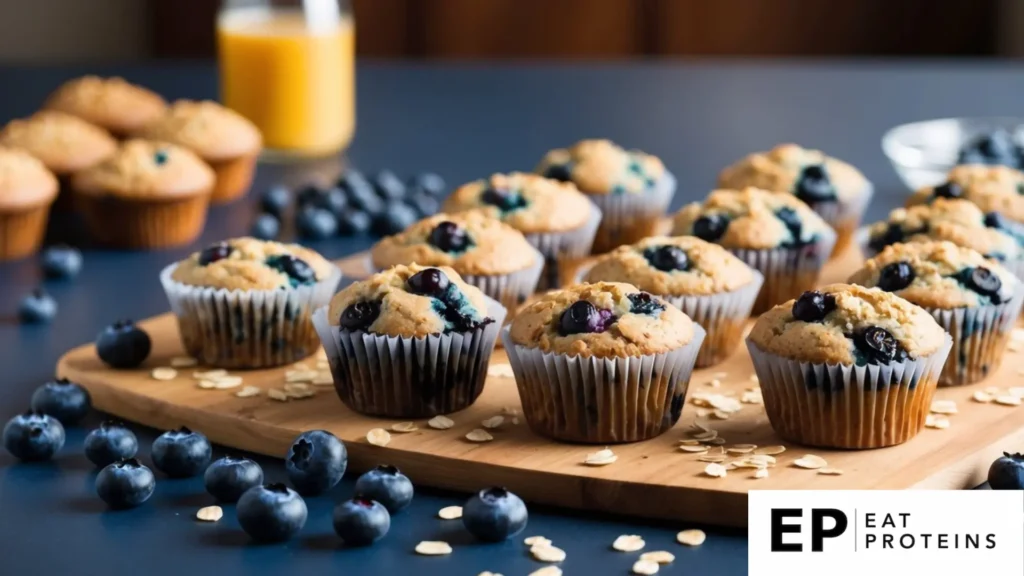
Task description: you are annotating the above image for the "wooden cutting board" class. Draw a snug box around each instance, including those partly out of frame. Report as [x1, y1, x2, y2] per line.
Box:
[56, 242, 1024, 528]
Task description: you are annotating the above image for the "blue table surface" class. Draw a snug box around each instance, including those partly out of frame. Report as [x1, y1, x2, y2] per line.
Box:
[1, 60, 1018, 575]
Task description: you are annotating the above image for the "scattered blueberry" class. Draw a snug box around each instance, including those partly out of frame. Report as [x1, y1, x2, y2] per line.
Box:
[333, 498, 391, 546]
[958, 129, 1022, 167]
[428, 221, 472, 253]
[462, 486, 528, 542]
[2, 410, 64, 461]
[410, 173, 446, 197]
[627, 292, 666, 316]
[296, 206, 338, 240]
[988, 452, 1024, 490]
[558, 300, 614, 336]
[198, 242, 232, 265]
[354, 464, 414, 514]
[338, 170, 374, 196]
[958, 266, 1004, 303]
[285, 430, 348, 496]
[876, 261, 915, 292]
[372, 201, 420, 236]
[340, 300, 381, 331]
[481, 186, 529, 213]
[151, 426, 212, 478]
[312, 186, 349, 216]
[95, 458, 156, 509]
[96, 320, 151, 369]
[30, 377, 91, 424]
[250, 213, 281, 240]
[853, 326, 908, 365]
[265, 254, 317, 287]
[205, 455, 265, 503]
[868, 222, 907, 252]
[84, 421, 138, 467]
[792, 290, 836, 323]
[295, 184, 324, 208]
[336, 209, 373, 236]
[347, 186, 386, 216]
[405, 192, 440, 217]
[692, 214, 729, 242]
[41, 245, 83, 280]
[543, 163, 574, 183]
[237, 483, 308, 543]
[793, 164, 836, 205]
[407, 268, 451, 298]
[18, 288, 57, 324]
[261, 185, 292, 216]
[373, 170, 406, 200]
[643, 245, 689, 272]
[932, 181, 963, 199]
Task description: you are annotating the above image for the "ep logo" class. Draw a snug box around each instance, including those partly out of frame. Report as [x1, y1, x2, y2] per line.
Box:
[770, 508, 847, 552]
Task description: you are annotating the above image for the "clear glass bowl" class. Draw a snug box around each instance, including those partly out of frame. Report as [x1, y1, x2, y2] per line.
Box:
[881, 117, 1024, 191]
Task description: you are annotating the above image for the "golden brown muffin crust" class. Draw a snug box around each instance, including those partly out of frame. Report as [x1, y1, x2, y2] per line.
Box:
[71, 139, 215, 200]
[535, 139, 665, 195]
[0, 111, 117, 175]
[867, 198, 1021, 260]
[0, 146, 59, 210]
[171, 237, 335, 291]
[141, 100, 262, 162]
[43, 75, 167, 135]
[443, 172, 593, 233]
[717, 143, 868, 203]
[906, 164, 1024, 223]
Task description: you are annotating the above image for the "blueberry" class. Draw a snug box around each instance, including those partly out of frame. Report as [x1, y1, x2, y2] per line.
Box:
[96, 320, 151, 368]
[462, 487, 528, 542]
[296, 206, 338, 240]
[265, 254, 317, 287]
[346, 186, 386, 216]
[868, 223, 905, 252]
[337, 209, 372, 236]
[794, 164, 836, 205]
[984, 211, 1009, 230]
[428, 221, 472, 253]
[198, 242, 232, 265]
[41, 245, 83, 280]
[959, 266, 1004, 303]
[406, 192, 441, 217]
[261, 185, 292, 216]
[876, 261, 915, 292]
[340, 300, 381, 331]
[354, 464, 414, 514]
[250, 213, 281, 241]
[627, 292, 666, 316]
[312, 187, 349, 216]
[932, 181, 963, 199]
[18, 288, 57, 324]
[338, 169, 374, 196]
[481, 186, 529, 213]
[409, 173, 446, 197]
[853, 326, 907, 365]
[96, 458, 155, 509]
[775, 207, 805, 245]
[30, 377, 91, 425]
[988, 452, 1024, 490]
[407, 268, 451, 298]
[295, 184, 324, 208]
[237, 483, 307, 542]
[558, 300, 615, 335]
[543, 163, 574, 183]
[959, 129, 1020, 165]
[2, 411, 64, 461]
[372, 201, 420, 236]
[373, 170, 406, 200]
[84, 421, 138, 467]
[643, 245, 689, 272]
[204, 455, 265, 503]
[333, 498, 391, 546]
[692, 214, 729, 242]
[151, 426, 212, 478]
[285, 430, 348, 496]
[792, 290, 836, 323]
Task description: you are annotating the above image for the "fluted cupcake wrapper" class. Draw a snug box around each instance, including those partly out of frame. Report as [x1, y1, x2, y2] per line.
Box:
[501, 324, 705, 444]
[527, 204, 603, 291]
[729, 227, 836, 315]
[746, 334, 952, 449]
[160, 263, 342, 369]
[588, 171, 676, 254]
[810, 182, 874, 258]
[313, 297, 507, 418]
[78, 194, 210, 249]
[0, 204, 50, 261]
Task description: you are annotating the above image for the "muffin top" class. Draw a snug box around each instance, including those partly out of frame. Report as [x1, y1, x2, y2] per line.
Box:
[171, 237, 335, 291]
[43, 75, 167, 135]
[327, 264, 493, 338]
[670, 187, 831, 250]
[717, 143, 868, 206]
[443, 172, 594, 233]
[0, 111, 117, 174]
[370, 211, 539, 276]
[584, 235, 756, 296]
[509, 282, 694, 358]
[0, 146, 59, 210]
[748, 283, 946, 366]
[71, 139, 215, 199]
[140, 100, 262, 162]
[535, 139, 666, 195]
[906, 164, 1024, 223]
[848, 241, 1017, 309]
[866, 198, 1022, 261]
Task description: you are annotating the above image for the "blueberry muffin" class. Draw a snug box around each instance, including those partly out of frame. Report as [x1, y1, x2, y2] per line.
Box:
[671, 187, 835, 314]
[502, 282, 704, 443]
[314, 264, 505, 417]
[444, 172, 601, 289]
[161, 237, 341, 368]
[583, 236, 762, 367]
[906, 164, 1024, 224]
[371, 211, 543, 320]
[535, 139, 675, 253]
[849, 241, 1022, 387]
[747, 283, 951, 449]
[718, 143, 872, 256]
[0, 146, 59, 260]
[43, 76, 167, 137]
[141, 100, 262, 204]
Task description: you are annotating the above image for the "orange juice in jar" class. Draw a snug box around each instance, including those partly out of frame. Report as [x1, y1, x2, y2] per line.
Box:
[217, 0, 354, 159]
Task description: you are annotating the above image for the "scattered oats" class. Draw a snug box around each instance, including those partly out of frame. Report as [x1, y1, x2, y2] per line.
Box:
[487, 363, 515, 378]
[925, 414, 950, 429]
[749, 374, 759, 383]
[482, 415, 505, 429]
[707, 395, 742, 413]
[741, 390, 763, 404]
[676, 529, 706, 546]
[193, 369, 227, 380]
[930, 400, 958, 415]
[746, 454, 776, 466]
[712, 371, 729, 379]
[986, 385, 1002, 394]
[391, 422, 419, 433]
[213, 376, 244, 389]
[151, 367, 178, 381]
[678, 445, 709, 454]
[501, 406, 520, 416]
[524, 536, 552, 547]
[727, 444, 757, 454]
[415, 541, 452, 556]
[632, 560, 659, 575]
[197, 380, 218, 390]
[1010, 340, 1023, 353]
[465, 429, 494, 442]
[428, 415, 455, 430]
[996, 395, 1023, 406]
[584, 448, 618, 465]
[478, 572, 503, 576]
[706, 379, 721, 388]
[316, 359, 330, 369]
[711, 410, 731, 420]
[529, 567, 562, 576]
[612, 535, 646, 552]
[754, 445, 786, 456]
[366, 428, 391, 447]
[639, 551, 675, 564]
[531, 544, 567, 562]
[973, 390, 994, 403]
[703, 463, 728, 478]
[695, 408, 712, 418]
[234, 386, 261, 398]
[1009, 387, 1024, 398]
[818, 468, 844, 476]
[679, 439, 701, 446]
[705, 437, 727, 446]
[690, 421, 712, 433]
[170, 356, 198, 368]
[754, 468, 770, 479]
[312, 374, 334, 386]
[730, 458, 768, 469]
[286, 388, 315, 399]
[196, 505, 223, 522]
[291, 362, 310, 370]
[283, 382, 311, 393]
[1013, 327, 1024, 342]
[692, 430, 718, 441]
[437, 506, 462, 520]
[267, 388, 289, 401]
[512, 417, 520, 425]
[793, 454, 827, 470]
[285, 370, 319, 383]
[697, 454, 726, 463]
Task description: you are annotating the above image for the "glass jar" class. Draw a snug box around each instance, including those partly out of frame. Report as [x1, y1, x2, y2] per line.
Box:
[217, 0, 355, 160]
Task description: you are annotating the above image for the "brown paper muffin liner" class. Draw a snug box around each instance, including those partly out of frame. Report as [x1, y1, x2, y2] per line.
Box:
[0, 203, 51, 261]
[588, 172, 676, 254]
[209, 154, 258, 204]
[810, 182, 873, 258]
[161, 263, 342, 369]
[501, 324, 705, 444]
[730, 228, 836, 315]
[313, 297, 506, 418]
[77, 193, 210, 249]
[747, 334, 952, 449]
[528, 204, 602, 291]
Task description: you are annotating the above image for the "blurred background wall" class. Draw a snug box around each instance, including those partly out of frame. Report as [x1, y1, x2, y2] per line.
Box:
[1, 0, 1021, 63]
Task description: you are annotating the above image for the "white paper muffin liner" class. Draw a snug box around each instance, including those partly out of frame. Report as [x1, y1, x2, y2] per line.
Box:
[730, 227, 837, 315]
[160, 263, 342, 369]
[527, 204, 603, 291]
[746, 334, 952, 449]
[501, 323, 705, 444]
[313, 296, 507, 418]
[588, 171, 677, 254]
[811, 182, 874, 258]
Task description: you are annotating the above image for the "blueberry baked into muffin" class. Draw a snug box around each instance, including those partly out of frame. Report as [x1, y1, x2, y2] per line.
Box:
[371, 211, 543, 320]
[161, 237, 341, 368]
[747, 283, 951, 449]
[0, 146, 59, 261]
[717, 143, 872, 256]
[313, 264, 505, 418]
[849, 241, 1022, 387]
[535, 139, 675, 254]
[444, 172, 601, 289]
[906, 164, 1024, 225]
[501, 282, 704, 443]
[671, 187, 835, 314]
[583, 236, 762, 367]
